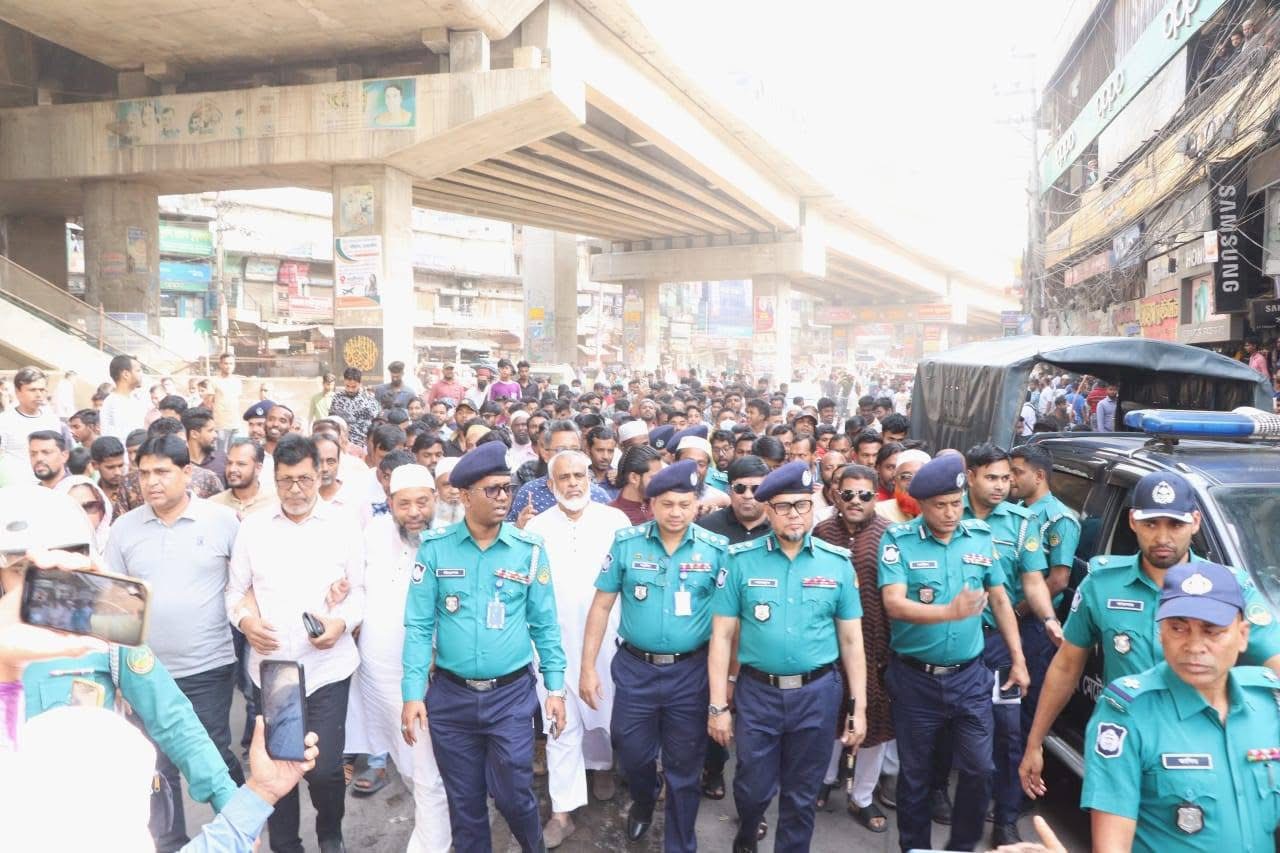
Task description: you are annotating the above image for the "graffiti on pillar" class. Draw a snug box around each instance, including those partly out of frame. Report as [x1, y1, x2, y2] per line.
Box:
[338, 185, 376, 233]
[126, 227, 148, 273]
[335, 236, 382, 308]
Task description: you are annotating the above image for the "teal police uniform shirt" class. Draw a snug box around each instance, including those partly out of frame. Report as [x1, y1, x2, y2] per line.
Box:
[877, 517, 1005, 666]
[706, 467, 729, 495]
[963, 497, 1047, 627]
[402, 520, 566, 701]
[23, 645, 236, 811]
[711, 531, 861, 675]
[1062, 553, 1280, 686]
[1082, 662, 1280, 853]
[596, 520, 729, 654]
[1023, 492, 1082, 570]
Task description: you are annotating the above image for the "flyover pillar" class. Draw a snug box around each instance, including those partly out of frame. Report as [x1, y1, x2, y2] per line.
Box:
[332, 164, 414, 379]
[1, 214, 68, 287]
[83, 180, 159, 330]
[752, 274, 792, 385]
[521, 227, 578, 366]
[635, 280, 663, 374]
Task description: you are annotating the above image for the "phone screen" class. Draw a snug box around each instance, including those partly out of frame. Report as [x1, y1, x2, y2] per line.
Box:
[994, 666, 1023, 703]
[21, 565, 149, 646]
[261, 661, 307, 761]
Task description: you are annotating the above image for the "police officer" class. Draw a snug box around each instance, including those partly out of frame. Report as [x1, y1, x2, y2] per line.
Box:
[1020, 470, 1280, 800]
[401, 441, 567, 853]
[649, 425, 675, 458]
[580, 459, 729, 851]
[708, 461, 867, 853]
[672, 424, 729, 495]
[878, 454, 1028, 853]
[0, 487, 238, 836]
[1081, 561, 1280, 850]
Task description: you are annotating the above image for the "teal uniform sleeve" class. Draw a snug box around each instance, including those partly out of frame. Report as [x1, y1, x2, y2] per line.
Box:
[1080, 697, 1142, 819]
[1019, 520, 1050, 576]
[118, 646, 236, 812]
[1239, 572, 1280, 664]
[983, 539, 1007, 589]
[877, 537, 906, 588]
[835, 561, 862, 620]
[1062, 574, 1100, 649]
[526, 541, 566, 691]
[179, 785, 273, 852]
[710, 556, 741, 618]
[401, 541, 439, 702]
[1044, 515, 1081, 568]
[595, 534, 626, 593]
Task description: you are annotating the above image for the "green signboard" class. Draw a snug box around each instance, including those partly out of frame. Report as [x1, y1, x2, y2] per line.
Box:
[1039, 0, 1227, 193]
[159, 221, 214, 256]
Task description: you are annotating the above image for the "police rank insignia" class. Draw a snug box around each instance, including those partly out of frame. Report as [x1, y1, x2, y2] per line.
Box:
[1175, 803, 1203, 834]
[444, 594, 460, 613]
[716, 567, 728, 589]
[1095, 722, 1127, 758]
[1025, 538, 1039, 552]
[962, 553, 992, 567]
[753, 602, 771, 622]
[633, 584, 648, 601]
[1113, 632, 1132, 654]
[600, 554, 613, 574]
[411, 562, 427, 584]
[882, 544, 900, 565]
[1048, 533, 1061, 547]
[1247, 603, 1275, 626]
[126, 647, 154, 675]
[919, 587, 935, 604]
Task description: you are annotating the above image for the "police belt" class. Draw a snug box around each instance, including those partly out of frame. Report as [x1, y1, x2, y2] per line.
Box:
[620, 641, 707, 665]
[896, 654, 980, 677]
[438, 666, 528, 692]
[739, 662, 835, 690]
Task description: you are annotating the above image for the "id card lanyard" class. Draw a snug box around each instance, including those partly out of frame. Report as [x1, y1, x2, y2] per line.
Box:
[487, 578, 506, 630]
[674, 568, 692, 617]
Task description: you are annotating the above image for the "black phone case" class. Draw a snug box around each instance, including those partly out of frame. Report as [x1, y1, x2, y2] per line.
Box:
[302, 612, 324, 638]
[260, 660, 308, 761]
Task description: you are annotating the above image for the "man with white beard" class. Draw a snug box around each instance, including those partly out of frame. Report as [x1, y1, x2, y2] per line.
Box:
[525, 450, 631, 847]
[343, 464, 452, 852]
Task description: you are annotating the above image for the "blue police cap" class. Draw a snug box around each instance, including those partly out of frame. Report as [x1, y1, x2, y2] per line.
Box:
[644, 459, 700, 499]
[1132, 471, 1196, 523]
[670, 424, 709, 446]
[1156, 561, 1244, 626]
[449, 441, 511, 489]
[649, 425, 676, 451]
[243, 400, 274, 421]
[754, 460, 814, 503]
[907, 454, 966, 500]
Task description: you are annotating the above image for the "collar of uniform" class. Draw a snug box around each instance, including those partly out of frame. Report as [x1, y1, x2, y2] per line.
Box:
[1125, 551, 1208, 590]
[917, 519, 971, 543]
[1159, 660, 1250, 721]
[962, 494, 1009, 521]
[765, 530, 816, 555]
[140, 491, 201, 525]
[645, 520, 695, 549]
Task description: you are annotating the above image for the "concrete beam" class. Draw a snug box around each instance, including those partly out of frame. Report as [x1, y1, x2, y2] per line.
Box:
[449, 30, 491, 73]
[590, 233, 824, 282]
[825, 224, 950, 300]
[421, 27, 451, 54]
[116, 71, 155, 99]
[143, 62, 184, 84]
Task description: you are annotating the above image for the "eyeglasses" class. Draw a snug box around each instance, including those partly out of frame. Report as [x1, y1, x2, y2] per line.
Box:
[275, 475, 316, 491]
[896, 470, 916, 483]
[474, 483, 515, 499]
[769, 499, 814, 516]
[731, 483, 759, 495]
[80, 501, 105, 514]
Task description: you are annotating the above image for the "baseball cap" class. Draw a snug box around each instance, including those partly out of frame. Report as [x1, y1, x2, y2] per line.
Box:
[1131, 471, 1196, 523]
[1156, 561, 1244, 626]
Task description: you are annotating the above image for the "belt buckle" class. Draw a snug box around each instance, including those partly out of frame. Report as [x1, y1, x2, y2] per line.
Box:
[466, 678, 496, 692]
[651, 653, 676, 665]
[776, 674, 805, 689]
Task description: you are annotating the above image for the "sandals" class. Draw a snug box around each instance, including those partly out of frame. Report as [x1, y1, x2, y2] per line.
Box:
[351, 766, 389, 797]
[816, 782, 836, 811]
[701, 769, 726, 800]
[849, 801, 889, 833]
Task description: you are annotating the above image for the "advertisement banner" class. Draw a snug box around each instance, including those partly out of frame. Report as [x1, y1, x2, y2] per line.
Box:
[1249, 297, 1280, 328]
[243, 257, 280, 282]
[158, 222, 213, 256]
[159, 259, 212, 292]
[335, 236, 382, 308]
[278, 261, 310, 296]
[1064, 251, 1112, 287]
[1209, 160, 1250, 313]
[1138, 291, 1180, 340]
[288, 295, 332, 321]
[753, 295, 776, 333]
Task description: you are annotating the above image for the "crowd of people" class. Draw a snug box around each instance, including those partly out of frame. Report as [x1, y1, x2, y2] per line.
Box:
[0, 347, 1275, 853]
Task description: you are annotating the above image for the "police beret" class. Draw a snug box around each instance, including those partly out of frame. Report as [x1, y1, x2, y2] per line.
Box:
[645, 459, 700, 499]
[754, 460, 814, 503]
[670, 425, 709, 445]
[649, 425, 676, 451]
[449, 441, 510, 489]
[243, 400, 274, 421]
[907, 454, 966, 500]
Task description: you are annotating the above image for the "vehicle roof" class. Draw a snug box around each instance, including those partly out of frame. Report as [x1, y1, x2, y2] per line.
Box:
[1030, 432, 1280, 488]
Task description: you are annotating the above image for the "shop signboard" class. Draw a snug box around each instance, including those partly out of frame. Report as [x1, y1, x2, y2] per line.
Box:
[158, 222, 213, 256]
[1138, 290, 1179, 340]
[159, 258, 212, 292]
[1064, 251, 1112, 287]
[243, 257, 280, 282]
[289, 295, 332, 321]
[1177, 314, 1243, 344]
[1112, 223, 1144, 270]
[1249, 297, 1280, 329]
[1210, 160, 1250, 313]
[1265, 187, 1280, 275]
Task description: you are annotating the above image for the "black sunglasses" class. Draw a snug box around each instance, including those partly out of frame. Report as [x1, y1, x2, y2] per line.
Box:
[838, 489, 876, 503]
[731, 483, 758, 495]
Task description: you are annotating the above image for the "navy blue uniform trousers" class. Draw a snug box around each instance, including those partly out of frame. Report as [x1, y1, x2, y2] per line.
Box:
[427, 669, 542, 853]
[1019, 618, 1055, 734]
[611, 648, 708, 853]
[886, 655, 994, 852]
[981, 630, 1023, 826]
[733, 669, 843, 853]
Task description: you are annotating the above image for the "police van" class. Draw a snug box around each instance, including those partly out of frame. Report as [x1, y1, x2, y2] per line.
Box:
[1031, 407, 1280, 775]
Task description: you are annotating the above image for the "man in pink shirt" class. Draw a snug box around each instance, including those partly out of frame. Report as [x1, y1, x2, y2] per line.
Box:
[1246, 338, 1270, 378]
[426, 363, 467, 406]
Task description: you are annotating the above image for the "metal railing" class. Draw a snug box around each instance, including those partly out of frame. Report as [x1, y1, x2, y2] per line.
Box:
[0, 255, 193, 375]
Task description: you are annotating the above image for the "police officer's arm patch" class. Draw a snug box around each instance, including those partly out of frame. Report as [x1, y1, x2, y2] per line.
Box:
[1095, 722, 1127, 758]
[126, 646, 154, 675]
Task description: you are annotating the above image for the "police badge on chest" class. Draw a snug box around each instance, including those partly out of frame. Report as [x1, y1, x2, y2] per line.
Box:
[1114, 632, 1132, 655]
[633, 584, 648, 601]
[1175, 802, 1203, 834]
[753, 602, 771, 622]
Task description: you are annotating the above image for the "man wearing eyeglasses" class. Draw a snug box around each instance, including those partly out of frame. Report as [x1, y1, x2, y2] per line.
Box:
[227, 434, 366, 853]
[709, 460, 867, 853]
[402, 440, 566, 853]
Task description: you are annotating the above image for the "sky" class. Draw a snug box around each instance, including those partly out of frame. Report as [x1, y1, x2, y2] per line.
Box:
[637, 0, 1076, 285]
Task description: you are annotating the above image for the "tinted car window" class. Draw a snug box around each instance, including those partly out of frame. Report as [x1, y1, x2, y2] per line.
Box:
[1211, 485, 1280, 603]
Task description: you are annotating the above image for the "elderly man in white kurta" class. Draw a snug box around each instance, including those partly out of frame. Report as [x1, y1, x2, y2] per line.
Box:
[343, 464, 451, 852]
[526, 450, 631, 847]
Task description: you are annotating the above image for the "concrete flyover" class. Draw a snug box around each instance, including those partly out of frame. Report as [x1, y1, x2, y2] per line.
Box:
[0, 0, 1010, 376]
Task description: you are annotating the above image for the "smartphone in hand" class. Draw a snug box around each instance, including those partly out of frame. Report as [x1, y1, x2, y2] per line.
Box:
[20, 564, 150, 646]
[302, 612, 325, 639]
[993, 665, 1023, 704]
[261, 660, 307, 761]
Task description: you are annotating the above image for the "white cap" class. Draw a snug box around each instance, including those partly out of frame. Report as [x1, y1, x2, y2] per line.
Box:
[676, 436, 713, 457]
[390, 464, 435, 494]
[718, 419, 737, 431]
[896, 449, 931, 467]
[509, 410, 530, 422]
[435, 457, 459, 482]
[618, 420, 648, 442]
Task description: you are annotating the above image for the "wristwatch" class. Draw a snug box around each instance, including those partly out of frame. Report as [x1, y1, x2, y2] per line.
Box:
[547, 688, 567, 699]
[727, 674, 738, 684]
[708, 703, 730, 716]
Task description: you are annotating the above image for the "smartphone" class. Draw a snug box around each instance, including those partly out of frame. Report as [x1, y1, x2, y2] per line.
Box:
[993, 666, 1023, 704]
[302, 612, 325, 639]
[260, 660, 307, 761]
[20, 564, 149, 646]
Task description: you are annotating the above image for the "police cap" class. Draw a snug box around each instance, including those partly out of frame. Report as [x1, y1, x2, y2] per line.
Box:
[754, 460, 814, 503]
[1157, 561, 1244, 626]
[644, 459, 700, 499]
[243, 400, 274, 421]
[907, 453, 966, 500]
[1132, 471, 1196, 523]
[449, 441, 510, 489]
[649, 425, 675, 451]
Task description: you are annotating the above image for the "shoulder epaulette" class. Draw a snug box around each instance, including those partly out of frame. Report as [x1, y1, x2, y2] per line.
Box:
[509, 526, 544, 545]
[1087, 553, 1135, 573]
[693, 527, 730, 549]
[1004, 502, 1034, 519]
[728, 537, 768, 556]
[1234, 665, 1280, 690]
[420, 527, 451, 541]
[960, 518, 991, 534]
[1100, 672, 1164, 714]
[813, 538, 852, 560]
[615, 524, 647, 542]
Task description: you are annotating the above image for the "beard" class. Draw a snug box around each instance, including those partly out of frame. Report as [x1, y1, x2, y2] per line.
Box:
[513, 433, 530, 446]
[895, 489, 922, 519]
[556, 492, 591, 513]
[777, 529, 805, 543]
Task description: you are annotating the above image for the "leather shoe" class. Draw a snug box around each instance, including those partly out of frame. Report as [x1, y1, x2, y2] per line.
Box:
[626, 803, 653, 841]
[992, 822, 1023, 846]
[930, 788, 953, 824]
[732, 829, 758, 853]
[318, 839, 345, 853]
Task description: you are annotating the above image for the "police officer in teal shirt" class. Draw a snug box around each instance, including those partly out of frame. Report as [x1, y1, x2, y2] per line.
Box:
[878, 453, 1028, 853]
[401, 441, 566, 853]
[709, 461, 866, 853]
[580, 459, 728, 851]
[1082, 560, 1280, 852]
[1020, 471, 1280, 801]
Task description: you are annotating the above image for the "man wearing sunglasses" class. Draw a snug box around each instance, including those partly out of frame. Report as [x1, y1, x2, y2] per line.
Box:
[697, 455, 771, 546]
[709, 460, 867, 853]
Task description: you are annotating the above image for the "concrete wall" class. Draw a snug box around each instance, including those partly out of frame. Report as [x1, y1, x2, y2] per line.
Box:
[0, 214, 67, 286]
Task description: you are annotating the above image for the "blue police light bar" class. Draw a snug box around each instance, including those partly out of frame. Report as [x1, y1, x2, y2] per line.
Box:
[1125, 408, 1280, 439]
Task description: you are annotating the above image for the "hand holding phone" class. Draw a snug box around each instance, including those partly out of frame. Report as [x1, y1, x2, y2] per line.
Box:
[994, 665, 1023, 704]
[261, 660, 307, 761]
[302, 612, 325, 639]
[20, 564, 150, 646]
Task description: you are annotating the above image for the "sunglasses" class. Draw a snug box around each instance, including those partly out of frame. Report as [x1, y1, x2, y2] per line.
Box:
[475, 483, 515, 499]
[731, 483, 758, 495]
[769, 499, 813, 516]
[838, 489, 876, 503]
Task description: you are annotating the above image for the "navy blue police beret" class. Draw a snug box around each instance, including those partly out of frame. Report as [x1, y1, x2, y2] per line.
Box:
[754, 460, 814, 503]
[907, 453, 966, 501]
[649, 425, 676, 451]
[243, 400, 275, 421]
[449, 441, 511, 489]
[644, 459, 700, 499]
[670, 424, 709, 445]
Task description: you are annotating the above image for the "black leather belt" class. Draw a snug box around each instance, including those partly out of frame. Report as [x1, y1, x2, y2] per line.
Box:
[620, 641, 706, 665]
[740, 662, 835, 689]
[897, 655, 980, 677]
[438, 666, 527, 692]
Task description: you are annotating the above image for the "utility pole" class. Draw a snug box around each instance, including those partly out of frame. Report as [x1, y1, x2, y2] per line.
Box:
[996, 51, 1042, 326]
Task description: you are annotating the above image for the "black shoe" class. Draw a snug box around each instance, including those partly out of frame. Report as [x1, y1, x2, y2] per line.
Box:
[626, 803, 653, 842]
[992, 823, 1023, 846]
[732, 830, 758, 853]
[930, 788, 953, 825]
[318, 839, 346, 853]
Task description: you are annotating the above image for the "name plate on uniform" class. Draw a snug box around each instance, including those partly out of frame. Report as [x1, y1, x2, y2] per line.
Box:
[1107, 599, 1144, 611]
[802, 577, 838, 588]
[436, 568, 466, 578]
[747, 578, 779, 588]
[1162, 754, 1212, 769]
[631, 560, 660, 571]
[908, 560, 938, 570]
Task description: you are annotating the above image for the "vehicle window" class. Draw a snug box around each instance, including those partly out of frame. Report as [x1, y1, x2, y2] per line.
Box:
[1109, 485, 1215, 563]
[1210, 486, 1280, 605]
[1050, 470, 1104, 562]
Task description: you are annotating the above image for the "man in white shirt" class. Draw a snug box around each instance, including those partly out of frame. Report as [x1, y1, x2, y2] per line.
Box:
[344, 464, 452, 853]
[525, 450, 631, 847]
[53, 369, 77, 419]
[0, 366, 67, 466]
[226, 434, 365, 853]
[210, 352, 244, 451]
[100, 353, 148, 440]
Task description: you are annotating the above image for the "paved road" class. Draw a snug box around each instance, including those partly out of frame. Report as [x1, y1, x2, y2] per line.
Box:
[182, 693, 1090, 851]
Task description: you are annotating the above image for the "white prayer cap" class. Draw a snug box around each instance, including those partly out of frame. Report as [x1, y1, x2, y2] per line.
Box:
[618, 420, 648, 442]
[676, 436, 713, 457]
[896, 449, 932, 467]
[390, 464, 435, 494]
[435, 457, 459, 482]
